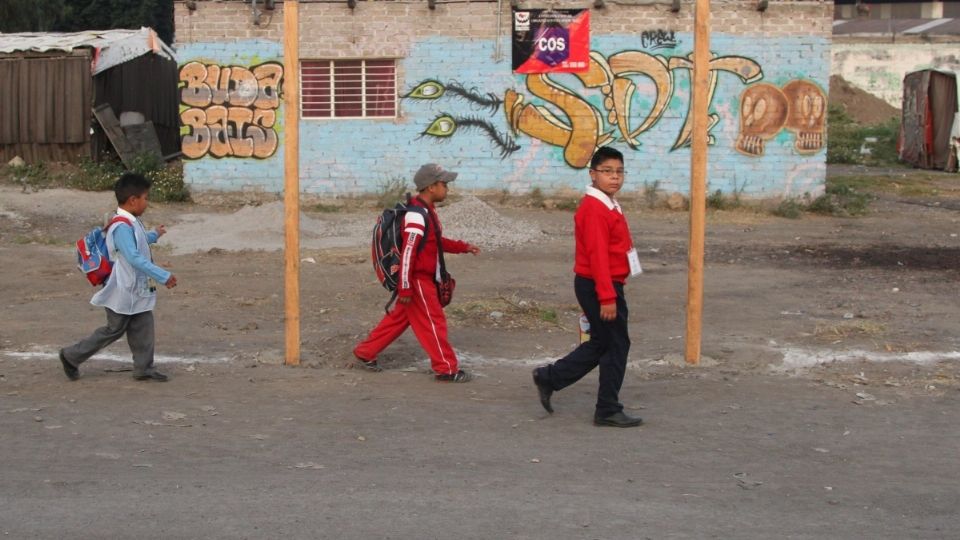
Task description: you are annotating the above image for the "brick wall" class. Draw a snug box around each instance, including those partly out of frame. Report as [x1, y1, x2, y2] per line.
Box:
[174, 0, 833, 197]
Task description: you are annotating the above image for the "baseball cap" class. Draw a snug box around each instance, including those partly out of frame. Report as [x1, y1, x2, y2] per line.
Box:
[413, 163, 458, 191]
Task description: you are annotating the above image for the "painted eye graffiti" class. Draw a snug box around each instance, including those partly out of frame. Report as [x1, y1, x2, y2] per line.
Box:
[420, 113, 520, 159]
[403, 80, 445, 99]
[423, 115, 457, 137]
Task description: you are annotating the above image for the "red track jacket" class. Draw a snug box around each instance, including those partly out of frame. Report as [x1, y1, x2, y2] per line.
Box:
[398, 197, 470, 299]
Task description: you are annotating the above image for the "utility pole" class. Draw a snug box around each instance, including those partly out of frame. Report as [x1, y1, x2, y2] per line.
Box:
[283, 0, 301, 366]
[685, 0, 710, 365]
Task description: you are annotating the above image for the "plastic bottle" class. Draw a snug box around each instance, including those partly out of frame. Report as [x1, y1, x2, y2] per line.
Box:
[578, 313, 591, 344]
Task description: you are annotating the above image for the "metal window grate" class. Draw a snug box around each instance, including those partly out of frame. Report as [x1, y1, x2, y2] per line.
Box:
[301, 59, 396, 119]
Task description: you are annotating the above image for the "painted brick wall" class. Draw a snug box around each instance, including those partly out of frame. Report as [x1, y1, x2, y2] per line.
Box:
[174, 0, 833, 197]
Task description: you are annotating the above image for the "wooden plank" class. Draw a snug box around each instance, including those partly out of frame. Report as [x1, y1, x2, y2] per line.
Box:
[685, 0, 711, 365]
[92, 103, 136, 167]
[284, 0, 301, 366]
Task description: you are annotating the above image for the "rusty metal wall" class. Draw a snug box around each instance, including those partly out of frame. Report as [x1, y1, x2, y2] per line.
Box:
[0, 51, 93, 163]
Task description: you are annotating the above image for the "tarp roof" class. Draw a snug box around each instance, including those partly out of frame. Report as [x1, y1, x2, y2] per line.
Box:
[0, 27, 175, 75]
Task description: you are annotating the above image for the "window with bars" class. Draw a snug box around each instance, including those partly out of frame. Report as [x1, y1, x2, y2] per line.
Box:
[301, 59, 397, 119]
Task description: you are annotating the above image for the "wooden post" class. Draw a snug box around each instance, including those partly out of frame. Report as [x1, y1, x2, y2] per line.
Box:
[283, 0, 301, 366]
[685, 0, 710, 365]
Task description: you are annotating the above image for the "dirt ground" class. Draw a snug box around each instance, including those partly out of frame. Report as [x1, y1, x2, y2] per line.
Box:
[1, 169, 959, 539]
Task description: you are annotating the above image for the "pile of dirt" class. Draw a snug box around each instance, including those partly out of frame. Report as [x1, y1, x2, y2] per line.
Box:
[829, 75, 901, 126]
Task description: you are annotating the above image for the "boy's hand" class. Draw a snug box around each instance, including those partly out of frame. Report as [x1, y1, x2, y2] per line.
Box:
[466, 243, 480, 255]
[165, 275, 178, 288]
[600, 303, 617, 321]
[155, 225, 167, 237]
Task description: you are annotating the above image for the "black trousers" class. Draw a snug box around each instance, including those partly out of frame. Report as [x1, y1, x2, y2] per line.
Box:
[542, 275, 629, 417]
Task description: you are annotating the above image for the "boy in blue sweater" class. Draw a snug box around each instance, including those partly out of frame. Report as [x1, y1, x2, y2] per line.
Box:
[59, 173, 178, 382]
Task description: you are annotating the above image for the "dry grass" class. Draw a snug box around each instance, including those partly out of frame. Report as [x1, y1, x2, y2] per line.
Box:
[447, 293, 578, 331]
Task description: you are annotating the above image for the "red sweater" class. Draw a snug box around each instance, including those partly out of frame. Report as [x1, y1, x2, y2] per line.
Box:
[573, 187, 634, 305]
[398, 197, 470, 298]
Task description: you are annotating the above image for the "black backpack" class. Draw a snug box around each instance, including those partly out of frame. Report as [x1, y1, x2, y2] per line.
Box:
[371, 196, 429, 306]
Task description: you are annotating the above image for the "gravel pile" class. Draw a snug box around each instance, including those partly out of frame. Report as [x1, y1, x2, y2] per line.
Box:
[439, 195, 544, 249]
[163, 196, 540, 254]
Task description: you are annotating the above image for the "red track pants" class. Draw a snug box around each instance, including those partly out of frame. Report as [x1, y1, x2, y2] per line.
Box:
[354, 275, 459, 376]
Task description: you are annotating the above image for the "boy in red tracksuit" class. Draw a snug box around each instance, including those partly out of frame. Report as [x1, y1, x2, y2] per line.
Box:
[532, 146, 644, 427]
[354, 163, 480, 382]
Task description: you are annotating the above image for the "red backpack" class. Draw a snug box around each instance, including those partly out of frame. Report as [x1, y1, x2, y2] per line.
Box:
[76, 216, 133, 286]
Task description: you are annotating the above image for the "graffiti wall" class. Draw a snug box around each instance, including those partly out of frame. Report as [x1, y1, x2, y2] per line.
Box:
[180, 61, 283, 159]
[177, 40, 285, 191]
[178, 33, 828, 197]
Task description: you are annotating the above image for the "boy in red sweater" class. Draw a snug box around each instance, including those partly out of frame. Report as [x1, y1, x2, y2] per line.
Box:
[354, 163, 480, 382]
[532, 147, 644, 427]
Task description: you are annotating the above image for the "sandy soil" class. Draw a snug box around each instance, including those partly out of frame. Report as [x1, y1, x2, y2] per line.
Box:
[1, 178, 959, 538]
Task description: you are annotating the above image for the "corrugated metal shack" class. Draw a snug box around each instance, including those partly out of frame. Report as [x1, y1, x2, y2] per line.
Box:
[0, 27, 179, 164]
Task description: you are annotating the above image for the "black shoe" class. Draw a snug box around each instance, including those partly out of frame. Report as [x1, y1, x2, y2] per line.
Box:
[133, 371, 169, 382]
[594, 411, 643, 428]
[59, 349, 79, 381]
[435, 369, 472, 383]
[532, 368, 554, 413]
[354, 355, 383, 372]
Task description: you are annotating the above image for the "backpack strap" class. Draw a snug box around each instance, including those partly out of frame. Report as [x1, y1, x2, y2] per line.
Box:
[104, 215, 136, 253]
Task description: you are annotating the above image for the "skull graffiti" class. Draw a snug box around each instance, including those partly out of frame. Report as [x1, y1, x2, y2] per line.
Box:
[735, 83, 788, 156]
[783, 80, 826, 154]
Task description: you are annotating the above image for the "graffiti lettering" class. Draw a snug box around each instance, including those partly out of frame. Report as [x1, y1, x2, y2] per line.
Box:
[179, 61, 283, 159]
[641, 30, 677, 51]
[504, 50, 761, 167]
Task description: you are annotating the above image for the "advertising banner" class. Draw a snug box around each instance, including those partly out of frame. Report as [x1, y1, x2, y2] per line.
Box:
[512, 8, 590, 74]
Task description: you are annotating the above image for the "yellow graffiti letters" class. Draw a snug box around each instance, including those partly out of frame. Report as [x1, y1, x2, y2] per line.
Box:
[178, 61, 283, 159]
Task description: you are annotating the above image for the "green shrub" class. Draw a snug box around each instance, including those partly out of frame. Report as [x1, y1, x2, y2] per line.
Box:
[772, 198, 805, 219]
[642, 180, 661, 209]
[8, 162, 50, 189]
[826, 105, 863, 164]
[529, 187, 545, 208]
[827, 104, 901, 165]
[554, 198, 578, 211]
[707, 189, 727, 210]
[66, 154, 189, 202]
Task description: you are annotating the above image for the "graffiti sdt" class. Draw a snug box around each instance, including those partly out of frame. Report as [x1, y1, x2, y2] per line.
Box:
[179, 61, 284, 159]
[405, 49, 766, 168]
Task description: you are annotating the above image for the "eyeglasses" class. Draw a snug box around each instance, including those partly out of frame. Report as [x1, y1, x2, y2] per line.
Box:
[591, 168, 626, 175]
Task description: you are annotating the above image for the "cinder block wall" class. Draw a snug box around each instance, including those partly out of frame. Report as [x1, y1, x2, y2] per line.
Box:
[174, 0, 833, 197]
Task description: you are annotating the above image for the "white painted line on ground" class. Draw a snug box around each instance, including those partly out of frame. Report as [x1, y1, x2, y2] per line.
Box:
[2, 349, 232, 364]
[775, 348, 960, 371]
